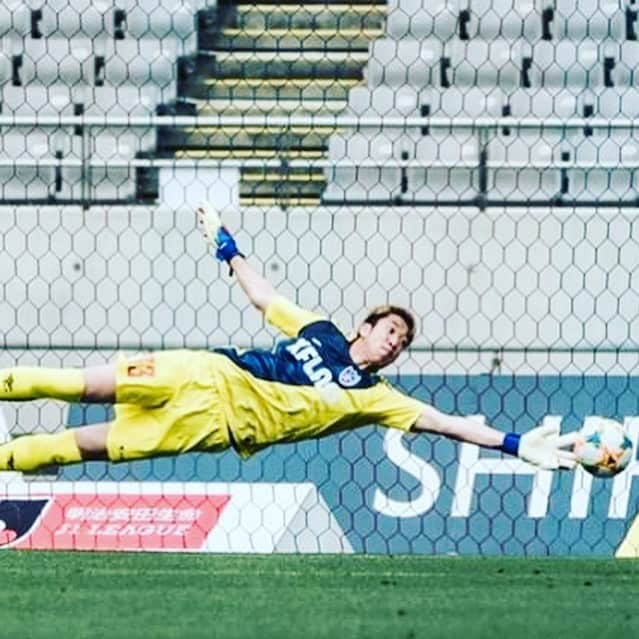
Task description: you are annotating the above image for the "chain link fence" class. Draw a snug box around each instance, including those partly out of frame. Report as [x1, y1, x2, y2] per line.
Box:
[0, 1, 638, 554]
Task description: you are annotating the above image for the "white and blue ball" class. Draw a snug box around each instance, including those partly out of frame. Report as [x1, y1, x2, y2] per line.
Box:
[575, 418, 633, 478]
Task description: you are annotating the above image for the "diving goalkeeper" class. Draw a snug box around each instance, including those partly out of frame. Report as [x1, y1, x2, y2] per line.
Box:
[0, 203, 577, 472]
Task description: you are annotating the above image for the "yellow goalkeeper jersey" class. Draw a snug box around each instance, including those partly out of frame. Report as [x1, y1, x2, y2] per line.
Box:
[210, 296, 425, 457]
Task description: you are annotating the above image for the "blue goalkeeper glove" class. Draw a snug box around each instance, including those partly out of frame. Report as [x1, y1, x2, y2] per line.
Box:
[214, 225, 243, 264]
[197, 202, 244, 268]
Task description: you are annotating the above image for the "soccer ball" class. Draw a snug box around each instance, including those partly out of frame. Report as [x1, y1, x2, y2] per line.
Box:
[574, 418, 633, 478]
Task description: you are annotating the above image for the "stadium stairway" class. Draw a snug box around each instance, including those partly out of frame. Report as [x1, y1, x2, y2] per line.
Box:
[150, 0, 387, 207]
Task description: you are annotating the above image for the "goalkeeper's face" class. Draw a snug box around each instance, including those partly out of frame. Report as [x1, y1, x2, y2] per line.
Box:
[357, 313, 411, 370]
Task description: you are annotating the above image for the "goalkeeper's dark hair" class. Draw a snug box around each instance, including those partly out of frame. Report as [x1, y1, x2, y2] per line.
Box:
[362, 305, 416, 347]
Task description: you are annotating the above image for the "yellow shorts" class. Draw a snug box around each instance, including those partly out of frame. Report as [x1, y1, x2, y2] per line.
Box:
[107, 350, 230, 462]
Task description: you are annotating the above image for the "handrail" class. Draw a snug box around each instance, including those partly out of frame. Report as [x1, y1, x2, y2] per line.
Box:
[0, 158, 634, 169]
[0, 114, 635, 129]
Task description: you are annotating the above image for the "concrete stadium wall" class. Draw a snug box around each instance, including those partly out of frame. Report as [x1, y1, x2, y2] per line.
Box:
[1, 204, 637, 353]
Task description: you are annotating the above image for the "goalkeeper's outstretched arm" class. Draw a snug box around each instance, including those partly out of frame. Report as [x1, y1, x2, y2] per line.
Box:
[197, 202, 276, 314]
[412, 404, 578, 471]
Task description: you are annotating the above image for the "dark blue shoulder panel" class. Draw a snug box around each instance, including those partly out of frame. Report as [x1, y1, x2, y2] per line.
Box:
[214, 320, 378, 388]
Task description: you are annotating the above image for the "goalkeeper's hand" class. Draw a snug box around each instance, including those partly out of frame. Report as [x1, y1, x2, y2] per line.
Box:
[516, 423, 578, 470]
[197, 202, 244, 265]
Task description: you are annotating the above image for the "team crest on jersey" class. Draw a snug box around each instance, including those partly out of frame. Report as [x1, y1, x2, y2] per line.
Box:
[127, 355, 155, 378]
[338, 366, 362, 387]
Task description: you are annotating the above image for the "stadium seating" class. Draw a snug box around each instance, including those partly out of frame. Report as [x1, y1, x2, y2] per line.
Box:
[159, 0, 386, 206]
[438, 86, 507, 118]
[366, 39, 442, 88]
[324, 0, 638, 205]
[447, 38, 528, 89]
[553, 0, 626, 40]
[323, 167, 402, 201]
[0, 129, 53, 200]
[528, 40, 604, 88]
[462, 0, 543, 41]
[1, 0, 638, 206]
[103, 39, 176, 96]
[0, 1, 30, 38]
[594, 87, 639, 119]
[0, 0, 197, 203]
[18, 39, 95, 87]
[2, 85, 74, 115]
[563, 129, 639, 201]
[121, 0, 197, 45]
[510, 87, 594, 118]
[326, 126, 479, 202]
[345, 85, 423, 118]
[35, 0, 197, 51]
[487, 131, 563, 200]
[37, 0, 110, 39]
[384, 0, 459, 41]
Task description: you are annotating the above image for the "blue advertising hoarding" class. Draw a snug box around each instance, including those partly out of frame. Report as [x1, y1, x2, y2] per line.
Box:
[63, 374, 639, 555]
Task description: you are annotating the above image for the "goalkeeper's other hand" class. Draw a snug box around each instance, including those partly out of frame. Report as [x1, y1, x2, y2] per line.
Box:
[518, 423, 578, 470]
[196, 202, 244, 264]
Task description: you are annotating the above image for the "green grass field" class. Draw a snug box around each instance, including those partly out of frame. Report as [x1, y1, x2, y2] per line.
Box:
[3, 552, 638, 639]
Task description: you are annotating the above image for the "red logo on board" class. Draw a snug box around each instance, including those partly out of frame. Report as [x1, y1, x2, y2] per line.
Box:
[12, 494, 230, 551]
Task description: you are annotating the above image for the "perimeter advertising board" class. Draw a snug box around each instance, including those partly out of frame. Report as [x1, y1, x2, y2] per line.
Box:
[3, 374, 637, 555]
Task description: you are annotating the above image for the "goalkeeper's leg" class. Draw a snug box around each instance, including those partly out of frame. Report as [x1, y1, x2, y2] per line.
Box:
[0, 365, 116, 471]
[0, 364, 116, 403]
[0, 423, 110, 472]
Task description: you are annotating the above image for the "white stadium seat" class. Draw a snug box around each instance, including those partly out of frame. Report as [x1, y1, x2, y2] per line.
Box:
[507, 88, 590, 119]
[562, 129, 639, 201]
[412, 132, 479, 199]
[447, 38, 527, 90]
[612, 41, 639, 87]
[91, 128, 156, 160]
[115, 0, 197, 54]
[0, 168, 52, 199]
[407, 165, 477, 200]
[385, 0, 459, 42]
[82, 85, 157, 116]
[39, 0, 109, 39]
[1, 85, 74, 115]
[327, 128, 479, 201]
[61, 166, 137, 200]
[330, 129, 463, 166]
[125, 0, 196, 40]
[553, 0, 625, 41]
[529, 40, 603, 89]
[0, 0, 30, 37]
[104, 39, 176, 91]
[18, 38, 94, 87]
[33, 0, 196, 47]
[366, 39, 442, 88]
[345, 85, 436, 118]
[328, 131, 404, 164]
[487, 130, 563, 200]
[0, 53, 12, 85]
[436, 87, 507, 118]
[464, 0, 543, 41]
[1, 127, 83, 160]
[323, 167, 402, 201]
[487, 128, 564, 164]
[0, 0, 192, 202]
[415, 130, 479, 164]
[346, 85, 420, 117]
[594, 87, 639, 119]
[0, 130, 53, 200]
[0, 130, 51, 158]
